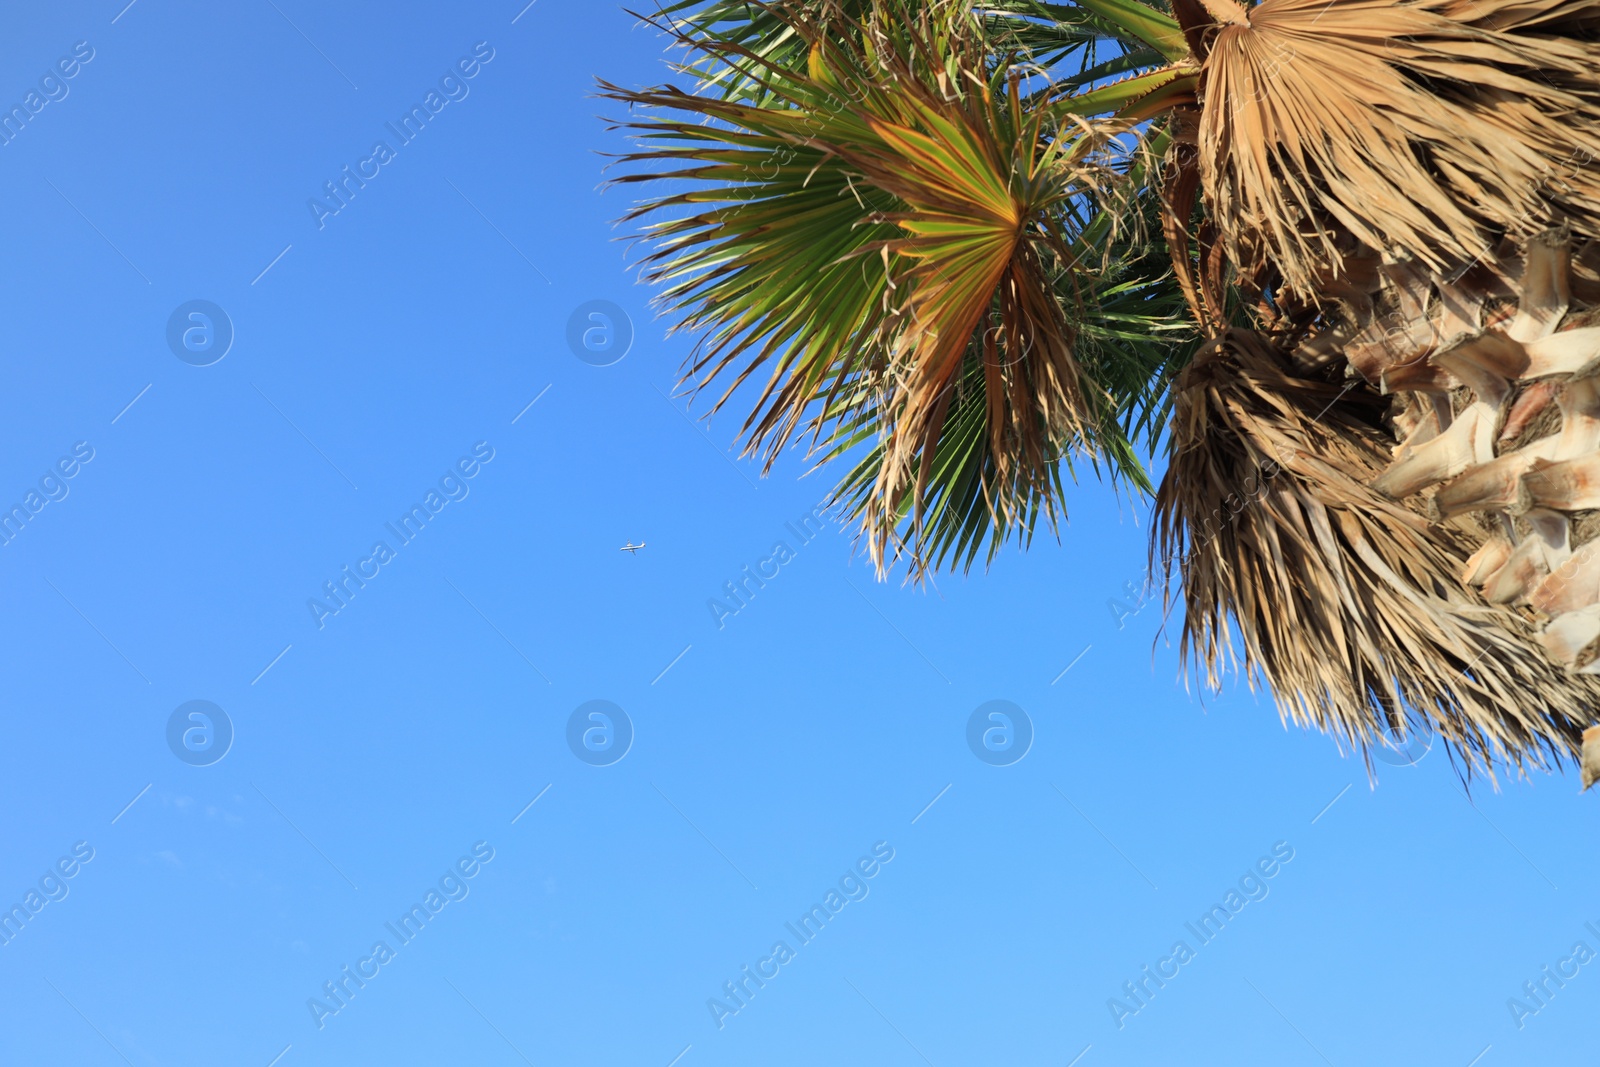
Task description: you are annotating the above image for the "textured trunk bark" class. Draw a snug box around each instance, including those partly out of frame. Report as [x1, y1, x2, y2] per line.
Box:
[1361, 229, 1600, 682]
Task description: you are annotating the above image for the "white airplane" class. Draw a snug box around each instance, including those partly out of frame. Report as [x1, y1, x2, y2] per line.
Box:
[619, 541, 646, 555]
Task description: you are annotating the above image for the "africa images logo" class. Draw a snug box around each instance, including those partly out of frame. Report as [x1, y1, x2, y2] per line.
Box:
[307, 442, 495, 629]
[308, 42, 496, 229]
[0, 842, 94, 948]
[306, 841, 495, 1030]
[1107, 841, 1296, 1029]
[706, 841, 895, 1030]
[0, 441, 94, 548]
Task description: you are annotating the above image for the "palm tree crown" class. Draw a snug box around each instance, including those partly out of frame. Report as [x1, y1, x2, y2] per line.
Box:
[602, 0, 1600, 784]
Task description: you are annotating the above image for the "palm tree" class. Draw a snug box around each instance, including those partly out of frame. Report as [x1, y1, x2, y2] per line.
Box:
[600, 0, 1600, 786]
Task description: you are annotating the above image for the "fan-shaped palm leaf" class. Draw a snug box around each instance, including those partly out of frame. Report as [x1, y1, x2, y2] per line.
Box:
[1193, 0, 1600, 294]
[602, 0, 1194, 570]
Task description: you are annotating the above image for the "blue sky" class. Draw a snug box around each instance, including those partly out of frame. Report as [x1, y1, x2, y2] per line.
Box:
[0, 2, 1596, 1065]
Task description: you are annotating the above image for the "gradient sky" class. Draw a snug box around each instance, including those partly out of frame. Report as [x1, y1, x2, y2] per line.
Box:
[0, 3, 1596, 1066]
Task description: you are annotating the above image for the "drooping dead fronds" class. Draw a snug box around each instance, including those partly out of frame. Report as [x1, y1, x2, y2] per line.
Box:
[1153, 329, 1599, 777]
[1195, 0, 1600, 295]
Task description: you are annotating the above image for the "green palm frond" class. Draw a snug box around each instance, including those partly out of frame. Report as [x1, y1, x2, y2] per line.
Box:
[823, 203, 1194, 578]
[603, 0, 1193, 574]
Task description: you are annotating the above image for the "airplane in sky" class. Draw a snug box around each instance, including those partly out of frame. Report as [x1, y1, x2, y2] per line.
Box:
[619, 541, 646, 555]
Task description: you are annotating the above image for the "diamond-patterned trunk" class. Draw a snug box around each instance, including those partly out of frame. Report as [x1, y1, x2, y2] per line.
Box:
[1356, 229, 1600, 682]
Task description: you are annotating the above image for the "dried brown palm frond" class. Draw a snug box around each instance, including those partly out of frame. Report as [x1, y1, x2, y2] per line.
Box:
[1193, 0, 1600, 295]
[1153, 328, 1600, 777]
